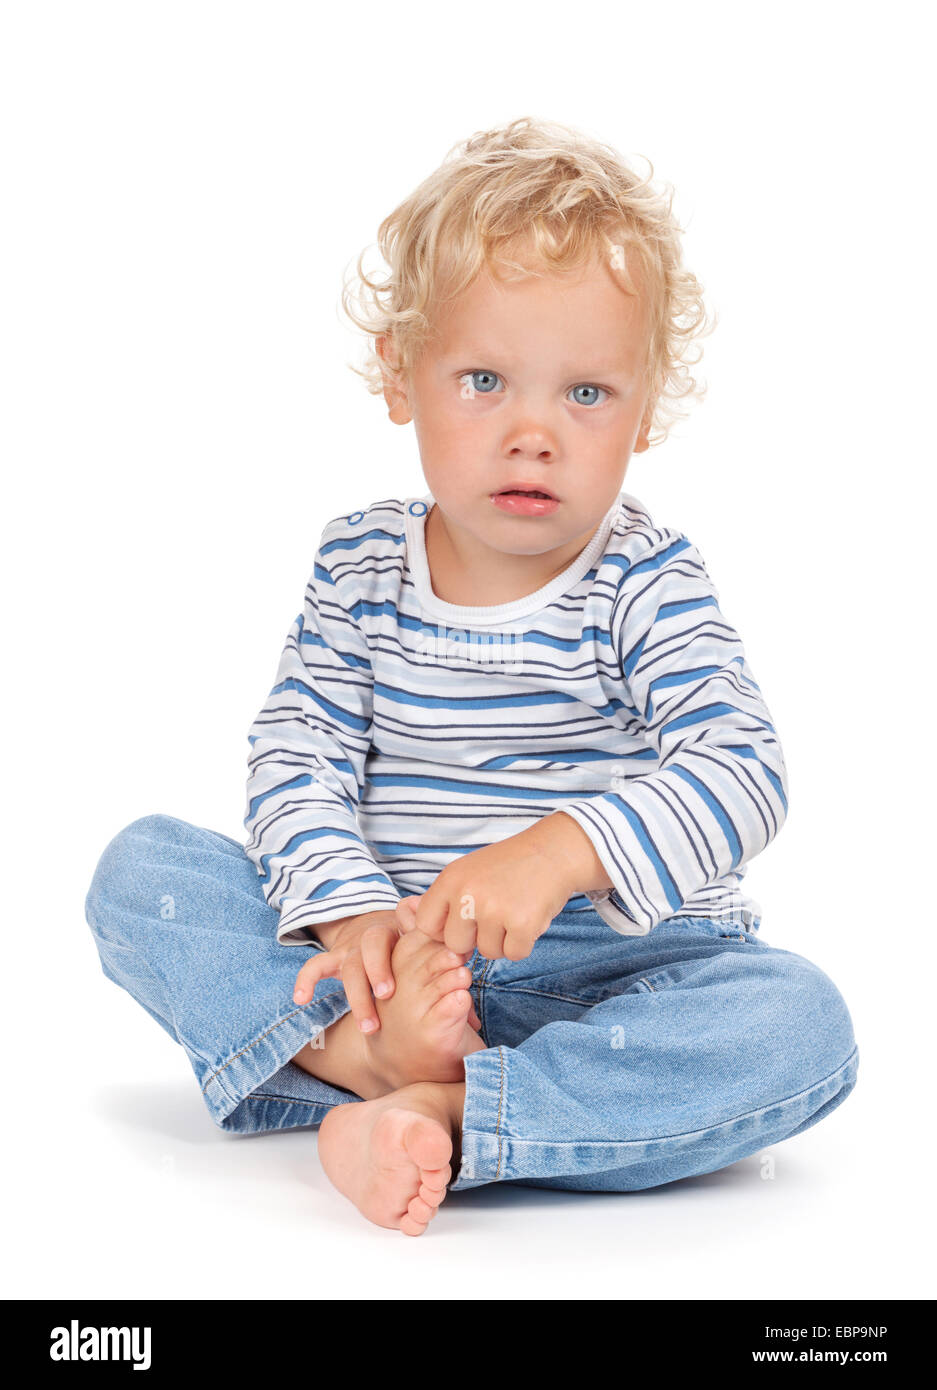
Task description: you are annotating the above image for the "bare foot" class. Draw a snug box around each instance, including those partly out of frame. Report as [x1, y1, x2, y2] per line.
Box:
[364, 929, 486, 1092]
[292, 928, 486, 1099]
[317, 1081, 464, 1235]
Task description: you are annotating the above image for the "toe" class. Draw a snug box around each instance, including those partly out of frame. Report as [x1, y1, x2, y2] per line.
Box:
[407, 1194, 436, 1225]
[421, 944, 470, 980]
[419, 1181, 446, 1208]
[431, 965, 473, 999]
[399, 1214, 429, 1237]
[426, 988, 472, 1030]
[420, 1162, 451, 1191]
[393, 926, 431, 963]
[402, 1114, 452, 1172]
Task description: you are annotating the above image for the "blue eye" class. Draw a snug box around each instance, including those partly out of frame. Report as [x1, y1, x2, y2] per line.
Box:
[569, 384, 608, 407]
[460, 370, 501, 395]
[458, 372, 610, 405]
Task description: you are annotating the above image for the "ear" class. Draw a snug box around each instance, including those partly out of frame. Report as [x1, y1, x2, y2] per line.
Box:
[376, 334, 412, 426]
[632, 403, 654, 454]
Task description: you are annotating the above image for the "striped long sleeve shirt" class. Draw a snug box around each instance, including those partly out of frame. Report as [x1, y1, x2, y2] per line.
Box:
[244, 491, 789, 945]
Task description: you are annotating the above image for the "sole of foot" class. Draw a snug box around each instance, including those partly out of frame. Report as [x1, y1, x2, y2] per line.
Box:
[318, 1088, 455, 1236]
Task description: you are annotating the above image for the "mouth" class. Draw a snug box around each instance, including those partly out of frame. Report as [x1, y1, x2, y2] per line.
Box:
[490, 484, 559, 501]
[489, 484, 560, 517]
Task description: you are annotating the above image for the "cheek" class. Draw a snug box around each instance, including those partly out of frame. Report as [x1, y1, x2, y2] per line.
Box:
[574, 407, 640, 456]
[423, 405, 484, 453]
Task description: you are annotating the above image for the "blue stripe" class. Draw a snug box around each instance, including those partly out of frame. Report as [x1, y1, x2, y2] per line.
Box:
[271, 676, 370, 732]
[602, 793, 683, 911]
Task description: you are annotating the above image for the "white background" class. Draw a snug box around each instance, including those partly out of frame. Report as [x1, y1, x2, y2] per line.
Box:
[3, 0, 933, 1300]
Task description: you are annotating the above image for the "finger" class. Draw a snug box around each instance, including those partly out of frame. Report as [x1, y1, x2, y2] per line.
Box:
[503, 927, 537, 962]
[439, 900, 478, 956]
[412, 890, 450, 941]
[341, 953, 380, 1034]
[293, 949, 341, 1004]
[475, 924, 506, 961]
[442, 910, 478, 955]
[360, 925, 397, 1000]
[468, 1004, 483, 1032]
[395, 896, 421, 933]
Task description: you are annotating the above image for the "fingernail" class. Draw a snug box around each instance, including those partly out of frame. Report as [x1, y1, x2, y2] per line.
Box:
[293, 990, 305, 1003]
[374, 982, 389, 997]
[446, 951, 461, 965]
[360, 1019, 377, 1033]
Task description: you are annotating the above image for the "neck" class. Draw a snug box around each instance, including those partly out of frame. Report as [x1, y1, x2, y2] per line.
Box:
[424, 503, 603, 607]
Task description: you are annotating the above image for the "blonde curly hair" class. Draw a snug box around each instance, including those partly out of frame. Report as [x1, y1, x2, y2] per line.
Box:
[341, 116, 716, 447]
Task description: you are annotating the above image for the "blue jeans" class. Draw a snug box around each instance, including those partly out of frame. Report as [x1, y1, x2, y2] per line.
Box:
[84, 814, 859, 1193]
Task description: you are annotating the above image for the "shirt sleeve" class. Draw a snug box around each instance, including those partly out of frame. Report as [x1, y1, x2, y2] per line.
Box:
[243, 527, 400, 945]
[560, 529, 790, 934]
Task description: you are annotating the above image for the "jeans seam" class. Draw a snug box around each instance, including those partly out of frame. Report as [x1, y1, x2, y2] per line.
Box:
[474, 958, 495, 1034]
[481, 983, 611, 1007]
[200, 1005, 321, 1094]
[495, 1045, 506, 1179]
[244, 1093, 323, 1106]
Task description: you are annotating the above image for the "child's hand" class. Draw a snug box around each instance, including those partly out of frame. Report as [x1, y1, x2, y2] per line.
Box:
[394, 821, 580, 961]
[292, 910, 401, 1034]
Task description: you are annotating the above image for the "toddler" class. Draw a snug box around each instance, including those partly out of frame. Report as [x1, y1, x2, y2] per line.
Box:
[85, 117, 859, 1236]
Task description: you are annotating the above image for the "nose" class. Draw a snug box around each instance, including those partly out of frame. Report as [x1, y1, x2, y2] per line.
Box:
[506, 426, 556, 461]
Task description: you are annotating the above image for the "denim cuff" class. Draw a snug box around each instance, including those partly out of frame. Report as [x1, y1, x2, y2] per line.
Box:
[199, 978, 355, 1132]
[451, 1045, 511, 1191]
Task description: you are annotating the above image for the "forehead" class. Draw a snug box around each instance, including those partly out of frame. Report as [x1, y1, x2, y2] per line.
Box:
[433, 257, 649, 365]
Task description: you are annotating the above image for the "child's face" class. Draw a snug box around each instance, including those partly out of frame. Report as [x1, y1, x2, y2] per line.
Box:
[380, 250, 652, 566]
